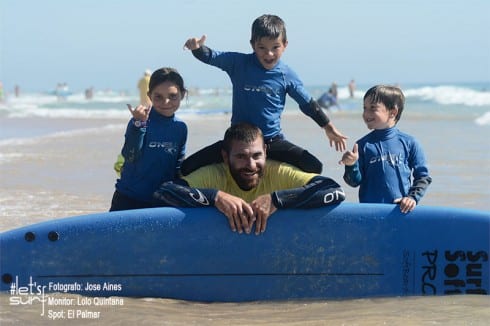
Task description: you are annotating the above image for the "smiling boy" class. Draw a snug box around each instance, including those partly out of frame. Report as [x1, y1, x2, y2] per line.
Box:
[340, 85, 432, 213]
[182, 14, 347, 175]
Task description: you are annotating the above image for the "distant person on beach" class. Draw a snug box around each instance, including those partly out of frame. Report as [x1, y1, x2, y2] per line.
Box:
[85, 87, 94, 100]
[317, 82, 340, 110]
[14, 85, 20, 98]
[182, 14, 347, 175]
[138, 69, 152, 106]
[55, 82, 70, 101]
[154, 123, 345, 234]
[348, 79, 356, 98]
[329, 82, 338, 100]
[110, 67, 188, 211]
[339, 85, 432, 213]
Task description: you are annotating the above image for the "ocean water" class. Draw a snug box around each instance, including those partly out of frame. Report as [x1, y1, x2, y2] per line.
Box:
[1, 82, 489, 135]
[0, 82, 489, 325]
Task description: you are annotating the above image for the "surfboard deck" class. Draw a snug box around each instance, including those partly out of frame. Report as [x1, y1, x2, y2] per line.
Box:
[1, 203, 488, 302]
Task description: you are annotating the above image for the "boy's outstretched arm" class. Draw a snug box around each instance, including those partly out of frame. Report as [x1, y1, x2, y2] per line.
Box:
[323, 122, 348, 152]
[183, 35, 207, 50]
[300, 99, 347, 152]
[183, 35, 213, 65]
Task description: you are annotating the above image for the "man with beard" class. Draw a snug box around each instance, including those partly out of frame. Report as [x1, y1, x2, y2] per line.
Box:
[154, 123, 345, 235]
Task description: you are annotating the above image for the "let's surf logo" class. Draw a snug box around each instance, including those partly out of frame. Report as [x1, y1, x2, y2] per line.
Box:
[420, 249, 488, 295]
[7, 276, 124, 320]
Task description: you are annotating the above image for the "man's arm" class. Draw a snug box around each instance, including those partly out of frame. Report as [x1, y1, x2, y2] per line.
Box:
[153, 181, 254, 234]
[153, 180, 217, 207]
[250, 176, 345, 235]
[271, 176, 346, 209]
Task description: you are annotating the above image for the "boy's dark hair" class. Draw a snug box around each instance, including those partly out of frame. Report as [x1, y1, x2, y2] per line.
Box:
[149, 67, 187, 98]
[250, 14, 287, 44]
[364, 85, 405, 122]
[222, 123, 264, 153]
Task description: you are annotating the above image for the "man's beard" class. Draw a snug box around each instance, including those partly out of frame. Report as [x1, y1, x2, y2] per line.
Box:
[230, 167, 264, 191]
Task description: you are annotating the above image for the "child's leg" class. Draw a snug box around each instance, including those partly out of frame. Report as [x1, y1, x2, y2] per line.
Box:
[267, 139, 323, 173]
[180, 141, 223, 176]
[109, 190, 154, 211]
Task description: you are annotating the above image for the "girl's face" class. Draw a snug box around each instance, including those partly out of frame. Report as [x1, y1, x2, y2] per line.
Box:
[251, 36, 287, 70]
[148, 81, 182, 117]
[362, 97, 397, 130]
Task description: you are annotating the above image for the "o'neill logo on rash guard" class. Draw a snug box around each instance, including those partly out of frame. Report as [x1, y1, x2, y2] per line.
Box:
[243, 85, 280, 97]
[369, 153, 404, 166]
[148, 142, 177, 154]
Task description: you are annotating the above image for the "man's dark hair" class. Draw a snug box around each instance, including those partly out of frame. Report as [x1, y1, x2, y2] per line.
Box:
[222, 123, 264, 153]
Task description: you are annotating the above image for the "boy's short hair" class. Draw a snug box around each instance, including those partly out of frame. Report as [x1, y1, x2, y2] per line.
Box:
[364, 85, 405, 122]
[250, 14, 287, 44]
[222, 123, 264, 153]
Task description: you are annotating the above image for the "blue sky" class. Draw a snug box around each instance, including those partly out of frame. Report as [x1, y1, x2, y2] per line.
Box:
[1, 0, 489, 92]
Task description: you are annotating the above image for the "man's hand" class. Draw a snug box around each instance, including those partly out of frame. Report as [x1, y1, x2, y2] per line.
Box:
[183, 35, 207, 51]
[394, 197, 417, 214]
[323, 122, 347, 152]
[214, 191, 254, 234]
[250, 194, 277, 235]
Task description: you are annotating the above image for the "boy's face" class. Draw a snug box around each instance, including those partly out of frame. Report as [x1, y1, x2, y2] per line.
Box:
[362, 97, 397, 130]
[251, 36, 288, 70]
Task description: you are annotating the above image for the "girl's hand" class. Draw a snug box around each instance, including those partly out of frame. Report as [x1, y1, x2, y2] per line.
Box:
[127, 104, 151, 122]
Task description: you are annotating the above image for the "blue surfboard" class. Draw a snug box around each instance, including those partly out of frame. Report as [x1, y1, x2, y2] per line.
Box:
[1, 204, 488, 302]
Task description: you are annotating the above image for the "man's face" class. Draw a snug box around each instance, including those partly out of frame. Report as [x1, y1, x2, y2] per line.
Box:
[222, 137, 266, 191]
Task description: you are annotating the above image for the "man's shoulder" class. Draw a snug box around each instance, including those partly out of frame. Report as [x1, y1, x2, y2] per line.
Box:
[265, 160, 318, 179]
[265, 159, 292, 170]
[183, 163, 227, 186]
[190, 162, 226, 176]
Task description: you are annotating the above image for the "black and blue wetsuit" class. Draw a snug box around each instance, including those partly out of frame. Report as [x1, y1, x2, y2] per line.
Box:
[181, 46, 330, 175]
[110, 109, 187, 211]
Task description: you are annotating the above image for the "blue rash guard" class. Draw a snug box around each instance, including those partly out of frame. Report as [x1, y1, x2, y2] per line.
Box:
[193, 46, 329, 139]
[343, 127, 432, 204]
[115, 109, 187, 203]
